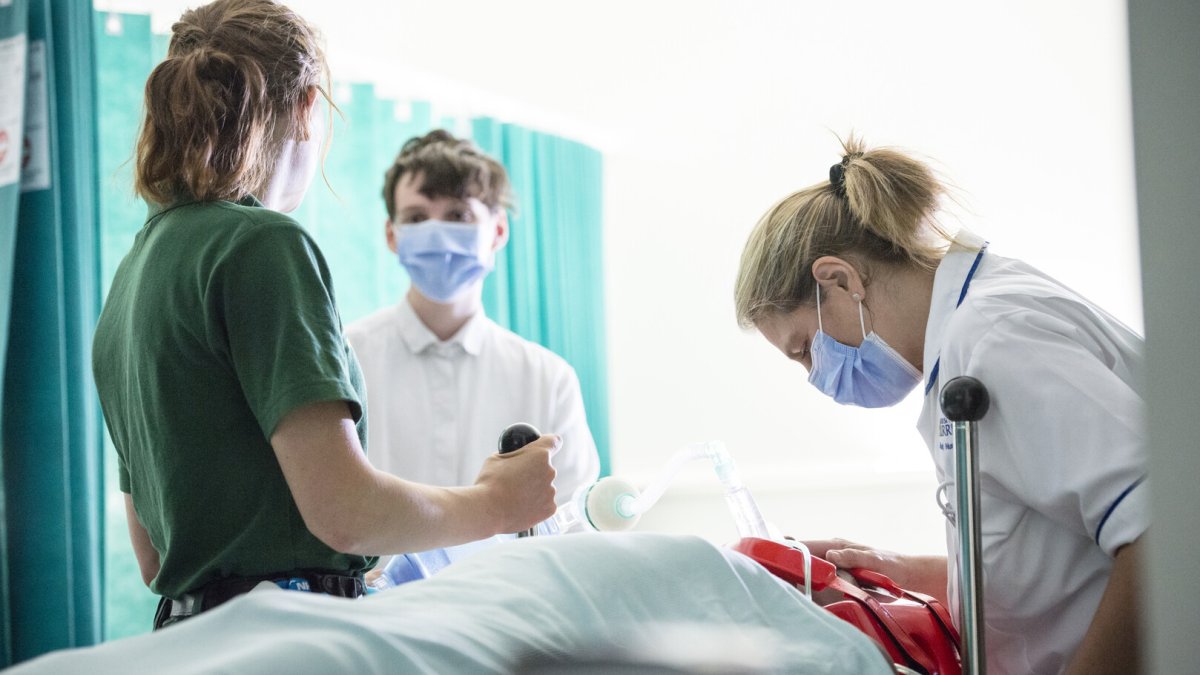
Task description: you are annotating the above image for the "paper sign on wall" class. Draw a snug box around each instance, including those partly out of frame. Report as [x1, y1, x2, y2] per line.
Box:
[0, 32, 27, 188]
[21, 39, 51, 193]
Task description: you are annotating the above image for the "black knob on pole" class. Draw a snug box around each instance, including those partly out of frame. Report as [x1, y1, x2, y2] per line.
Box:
[940, 376, 990, 422]
[499, 422, 542, 454]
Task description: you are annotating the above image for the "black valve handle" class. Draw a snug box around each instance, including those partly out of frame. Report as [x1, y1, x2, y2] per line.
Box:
[498, 422, 544, 539]
[940, 376, 990, 422]
[498, 422, 542, 454]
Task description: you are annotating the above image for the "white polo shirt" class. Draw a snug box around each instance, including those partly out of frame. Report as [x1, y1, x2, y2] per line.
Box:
[918, 232, 1148, 675]
[346, 300, 600, 505]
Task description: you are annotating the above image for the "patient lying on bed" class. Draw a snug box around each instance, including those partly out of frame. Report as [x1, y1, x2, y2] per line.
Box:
[10, 533, 892, 675]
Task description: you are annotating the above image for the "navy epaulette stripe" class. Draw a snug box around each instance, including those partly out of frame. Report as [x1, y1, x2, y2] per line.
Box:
[1094, 475, 1147, 546]
[924, 245, 988, 396]
[925, 361, 941, 395]
[956, 246, 987, 307]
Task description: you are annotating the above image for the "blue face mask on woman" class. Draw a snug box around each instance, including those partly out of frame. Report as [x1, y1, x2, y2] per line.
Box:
[394, 220, 494, 303]
[808, 285, 922, 408]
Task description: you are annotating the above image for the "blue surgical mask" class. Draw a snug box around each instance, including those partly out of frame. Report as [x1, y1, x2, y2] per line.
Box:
[808, 285, 922, 408]
[394, 220, 494, 303]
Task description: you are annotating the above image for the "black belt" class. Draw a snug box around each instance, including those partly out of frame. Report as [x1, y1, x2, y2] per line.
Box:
[153, 569, 365, 630]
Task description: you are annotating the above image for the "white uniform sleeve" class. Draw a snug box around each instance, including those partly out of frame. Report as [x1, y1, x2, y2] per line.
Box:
[549, 364, 601, 503]
[954, 304, 1148, 556]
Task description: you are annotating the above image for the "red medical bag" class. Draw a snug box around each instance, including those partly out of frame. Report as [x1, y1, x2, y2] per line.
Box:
[732, 538, 961, 675]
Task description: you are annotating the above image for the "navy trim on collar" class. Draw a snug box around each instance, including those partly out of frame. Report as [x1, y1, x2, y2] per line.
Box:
[924, 245, 988, 395]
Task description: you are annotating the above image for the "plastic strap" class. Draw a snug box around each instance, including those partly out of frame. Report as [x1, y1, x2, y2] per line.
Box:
[825, 571, 932, 672]
[846, 567, 959, 645]
[897, 588, 961, 647]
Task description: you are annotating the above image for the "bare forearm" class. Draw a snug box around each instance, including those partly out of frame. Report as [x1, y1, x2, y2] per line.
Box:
[1064, 538, 1143, 675]
[908, 555, 949, 606]
[270, 403, 501, 555]
[331, 470, 501, 555]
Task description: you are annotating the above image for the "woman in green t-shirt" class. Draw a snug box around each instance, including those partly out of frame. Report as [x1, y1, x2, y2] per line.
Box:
[92, 0, 559, 630]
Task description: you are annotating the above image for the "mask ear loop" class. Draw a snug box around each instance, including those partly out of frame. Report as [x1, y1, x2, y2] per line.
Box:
[856, 297, 868, 340]
[815, 284, 825, 333]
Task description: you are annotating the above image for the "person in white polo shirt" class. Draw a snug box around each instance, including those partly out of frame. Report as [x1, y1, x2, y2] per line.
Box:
[347, 130, 600, 512]
[734, 135, 1147, 675]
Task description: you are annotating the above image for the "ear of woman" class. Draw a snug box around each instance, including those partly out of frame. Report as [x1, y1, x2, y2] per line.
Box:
[811, 256, 867, 301]
[298, 86, 319, 141]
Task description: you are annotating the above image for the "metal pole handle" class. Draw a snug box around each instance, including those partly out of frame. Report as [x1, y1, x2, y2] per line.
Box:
[940, 376, 990, 675]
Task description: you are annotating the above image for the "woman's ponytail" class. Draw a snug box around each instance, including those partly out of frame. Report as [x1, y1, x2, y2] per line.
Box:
[133, 0, 327, 205]
[840, 134, 945, 266]
[735, 134, 956, 327]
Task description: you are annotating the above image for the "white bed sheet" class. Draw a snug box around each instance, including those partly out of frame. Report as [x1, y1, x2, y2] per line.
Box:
[11, 533, 892, 674]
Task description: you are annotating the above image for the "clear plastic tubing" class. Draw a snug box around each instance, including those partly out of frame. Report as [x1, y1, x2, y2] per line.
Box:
[621, 443, 709, 516]
[544, 486, 587, 534]
[619, 441, 771, 540]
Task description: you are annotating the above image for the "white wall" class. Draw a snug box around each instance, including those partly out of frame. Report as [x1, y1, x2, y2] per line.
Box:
[97, 0, 1141, 554]
[601, 1, 1140, 552]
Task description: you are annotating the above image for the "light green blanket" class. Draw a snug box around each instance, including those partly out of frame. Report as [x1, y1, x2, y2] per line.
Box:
[12, 533, 892, 674]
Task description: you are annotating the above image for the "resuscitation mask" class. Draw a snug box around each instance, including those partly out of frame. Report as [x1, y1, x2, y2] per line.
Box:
[807, 285, 922, 408]
[394, 220, 495, 303]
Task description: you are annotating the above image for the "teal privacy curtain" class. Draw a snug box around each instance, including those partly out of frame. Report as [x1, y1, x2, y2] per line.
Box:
[0, 0, 26, 663]
[471, 118, 611, 476]
[91, 10, 164, 640]
[0, 0, 104, 668]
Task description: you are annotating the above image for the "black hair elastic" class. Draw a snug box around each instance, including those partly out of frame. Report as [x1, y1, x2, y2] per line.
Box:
[829, 162, 847, 198]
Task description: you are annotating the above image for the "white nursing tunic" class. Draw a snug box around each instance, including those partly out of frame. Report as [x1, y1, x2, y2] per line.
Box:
[918, 232, 1148, 674]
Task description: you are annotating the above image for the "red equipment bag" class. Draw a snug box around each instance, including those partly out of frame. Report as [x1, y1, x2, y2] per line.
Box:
[732, 538, 961, 675]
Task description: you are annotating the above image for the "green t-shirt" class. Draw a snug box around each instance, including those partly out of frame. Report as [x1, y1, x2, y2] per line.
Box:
[93, 196, 376, 599]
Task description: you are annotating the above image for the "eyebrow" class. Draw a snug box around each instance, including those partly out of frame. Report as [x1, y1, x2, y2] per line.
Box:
[400, 199, 471, 213]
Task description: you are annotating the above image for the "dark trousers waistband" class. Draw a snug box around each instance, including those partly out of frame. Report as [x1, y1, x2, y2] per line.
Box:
[153, 569, 365, 631]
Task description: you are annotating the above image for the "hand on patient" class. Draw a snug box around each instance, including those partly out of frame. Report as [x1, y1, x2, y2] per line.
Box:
[803, 538, 949, 606]
[475, 434, 560, 534]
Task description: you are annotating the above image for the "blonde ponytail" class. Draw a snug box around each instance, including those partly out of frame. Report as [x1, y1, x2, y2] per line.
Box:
[735, 134, 955, 327]
[840, 134, 946, 264]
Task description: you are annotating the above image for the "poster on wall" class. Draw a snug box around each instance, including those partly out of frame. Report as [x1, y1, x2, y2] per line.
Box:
[0, 32, 26, 189]
[20, 38, 50, 193]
